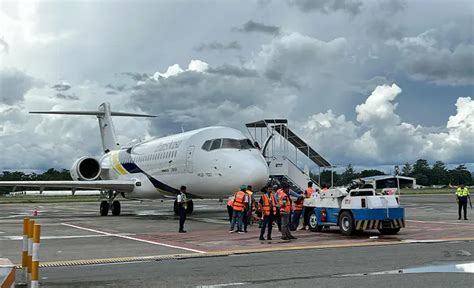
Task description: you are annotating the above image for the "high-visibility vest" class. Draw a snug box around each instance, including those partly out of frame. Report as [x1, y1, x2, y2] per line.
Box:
[246, 190, 253, 210]
[227, 198, 234, 207]
[261, 193, 277, 216]
[278, 191, 291, 214]
[305, 187, 315, 198]
[456, 187, 469, 197]
[233, 191, 246, 212]
[293, 197, 304, 211]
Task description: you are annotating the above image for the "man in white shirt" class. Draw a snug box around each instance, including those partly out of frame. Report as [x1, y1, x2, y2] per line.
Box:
[177, 186, 188, 233]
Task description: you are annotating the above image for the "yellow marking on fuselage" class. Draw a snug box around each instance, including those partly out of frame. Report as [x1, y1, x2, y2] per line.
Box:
[111, 150, 127, 175]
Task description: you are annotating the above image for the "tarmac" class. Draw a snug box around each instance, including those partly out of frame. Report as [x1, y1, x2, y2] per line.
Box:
[0, 194, 473, 287]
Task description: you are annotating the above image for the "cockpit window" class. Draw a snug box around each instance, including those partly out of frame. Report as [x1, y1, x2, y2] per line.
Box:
[221, 138, 241, 149]
[210, 139, 222, 150]
[201, 140, 212, 151]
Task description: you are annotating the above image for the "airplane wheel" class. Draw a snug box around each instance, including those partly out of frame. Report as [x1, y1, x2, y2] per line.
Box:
[186, 200, 194, 215]
[100, 201, 109, 216]
[111, 200, 121, 216]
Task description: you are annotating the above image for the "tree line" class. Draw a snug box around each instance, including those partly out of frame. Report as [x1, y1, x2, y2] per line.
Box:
[314, 159, 473, 187]
[0, 168, 71, 194]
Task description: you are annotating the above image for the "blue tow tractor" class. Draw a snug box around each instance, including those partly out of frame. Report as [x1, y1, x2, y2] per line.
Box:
[304, 182, 405, 235]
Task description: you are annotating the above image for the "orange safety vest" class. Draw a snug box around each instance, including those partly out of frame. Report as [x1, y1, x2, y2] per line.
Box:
[261, 193, 277, 216]
[293, 197, 304, 211]
[227, 198, 234, 207]
[232, 191, 246, 212]
[278, 191, 291, 214]
[305, 187, 315, 198]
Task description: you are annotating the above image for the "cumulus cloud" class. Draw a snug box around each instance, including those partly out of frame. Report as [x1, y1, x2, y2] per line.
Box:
[287, 0, 363, 15]
[233, 20, 280, 35]
[0, 68, 41, 105]
[51, 82, 71, 91]
[388, 28, 474, 85]
[194, 41, 242, 52]
[299, 84, 474, 165]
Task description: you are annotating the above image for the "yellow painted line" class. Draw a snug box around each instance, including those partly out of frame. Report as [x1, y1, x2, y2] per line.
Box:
[13, 237, 474, 269]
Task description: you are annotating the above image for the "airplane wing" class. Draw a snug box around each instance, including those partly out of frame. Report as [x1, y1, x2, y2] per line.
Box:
[0, 180, 137, 193]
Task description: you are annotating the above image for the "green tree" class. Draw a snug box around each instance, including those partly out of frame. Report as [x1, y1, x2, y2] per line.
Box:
[359, 169, 385, 178]
[338, 164, 359, 186]
[401, 163, 413, 176]
[431, 161, 448, 185]
[412, 159, 431, 186]
[448, 165, 473, 186]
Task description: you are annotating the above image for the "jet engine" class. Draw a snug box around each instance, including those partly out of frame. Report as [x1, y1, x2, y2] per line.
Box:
[70, 157, 102, 181]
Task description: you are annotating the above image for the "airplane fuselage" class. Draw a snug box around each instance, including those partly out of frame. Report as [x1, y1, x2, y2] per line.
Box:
[100, 126, 270, 199]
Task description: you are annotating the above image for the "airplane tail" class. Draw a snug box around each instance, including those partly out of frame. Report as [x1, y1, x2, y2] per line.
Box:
[30, 102, 156, 153]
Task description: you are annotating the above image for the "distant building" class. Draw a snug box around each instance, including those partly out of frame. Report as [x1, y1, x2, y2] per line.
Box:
[360, 175, 416, 189]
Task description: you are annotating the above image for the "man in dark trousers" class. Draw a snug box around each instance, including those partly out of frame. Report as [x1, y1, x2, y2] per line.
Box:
[456, 184, 470, 220]
[259, 186, 277, 241]
[177, 186, 188, 233]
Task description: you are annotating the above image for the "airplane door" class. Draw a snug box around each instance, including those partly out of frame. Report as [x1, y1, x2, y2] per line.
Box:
[186, 146, 195, 173]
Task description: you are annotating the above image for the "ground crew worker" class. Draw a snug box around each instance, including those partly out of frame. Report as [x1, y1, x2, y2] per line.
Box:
[279, 184, 296, 240]
[301, 182, 316, 230]
[229, 185, 248, 233]
[227, 196, 234, 223]
[321, 184, 329, 192]
[273, 184, 282, 231]
[177, 186, 188, 233]
[291, 192, 304, 231]
[259, 186, 277, 241]
[242, 185, 254, 232]
[456, 184, 470, 220]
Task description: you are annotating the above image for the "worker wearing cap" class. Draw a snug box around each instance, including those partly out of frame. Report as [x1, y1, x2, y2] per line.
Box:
[229, 185, 249, 233]
[456, 184, 470, 220]
[279, 184, 296, 240]
[301, 182, 316, 230]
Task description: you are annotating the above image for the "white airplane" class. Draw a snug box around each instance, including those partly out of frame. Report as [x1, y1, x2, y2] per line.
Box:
[0, 103, 269, 216]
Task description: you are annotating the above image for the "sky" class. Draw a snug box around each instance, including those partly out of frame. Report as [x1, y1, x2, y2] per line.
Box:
[0, 0, 473, 172]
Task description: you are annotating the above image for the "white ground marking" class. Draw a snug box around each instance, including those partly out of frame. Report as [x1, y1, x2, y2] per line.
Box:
[0, 234, 134, 240]
[61, 223, 205, 253]
[196, 283, 250, 288]
[407, 220, 474, 226]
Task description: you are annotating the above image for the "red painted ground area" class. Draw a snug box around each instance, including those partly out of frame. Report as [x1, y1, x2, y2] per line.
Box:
[133, 220, 474, 253]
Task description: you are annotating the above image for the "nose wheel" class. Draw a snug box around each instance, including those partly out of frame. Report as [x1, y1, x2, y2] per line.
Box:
[99, 190, 121, 216]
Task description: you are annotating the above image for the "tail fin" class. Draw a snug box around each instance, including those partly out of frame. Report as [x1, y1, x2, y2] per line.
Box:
[30, 102, 156, 153]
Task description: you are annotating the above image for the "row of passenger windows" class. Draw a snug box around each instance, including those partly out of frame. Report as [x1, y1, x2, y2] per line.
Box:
[201, 138, 256, 151]
[120, 151, 178, 164]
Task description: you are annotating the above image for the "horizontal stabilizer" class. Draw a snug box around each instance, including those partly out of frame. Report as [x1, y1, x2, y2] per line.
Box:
[29, 111, 157, 118]
[0, 180, 137, 193]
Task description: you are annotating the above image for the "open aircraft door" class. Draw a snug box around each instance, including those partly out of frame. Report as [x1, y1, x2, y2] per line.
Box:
[186, 146, 195, 173]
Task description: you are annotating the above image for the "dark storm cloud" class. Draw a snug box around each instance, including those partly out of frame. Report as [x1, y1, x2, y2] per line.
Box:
[207, 64, 258, 78]
[367, 19, 404, 40]
[0, 68, 40, 105]
[121, 72, 150, 82]
[51, 82, 71, 91]
[105, 83, 127, 92]
[55, 92, 79, 100]
[233, 20, 281, 35]
[129, 68, 297, 135]
[194, 41, 242, 52]
[378, 0, 406, 15]
[287, 0, 363, 15]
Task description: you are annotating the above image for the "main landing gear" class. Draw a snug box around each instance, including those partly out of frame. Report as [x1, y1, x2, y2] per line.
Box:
[100, 190, 121, 216]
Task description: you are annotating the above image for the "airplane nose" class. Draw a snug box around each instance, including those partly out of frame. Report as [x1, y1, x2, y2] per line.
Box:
[238, 157, 269, 190]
